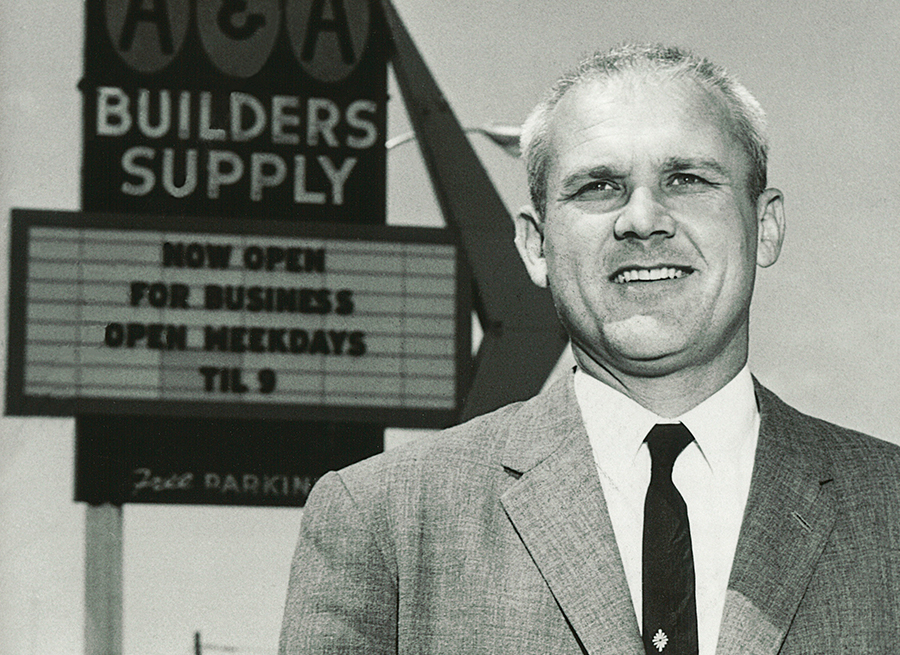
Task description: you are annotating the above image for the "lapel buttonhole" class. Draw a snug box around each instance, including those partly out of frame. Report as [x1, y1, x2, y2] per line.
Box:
[791, 511, 812, 532]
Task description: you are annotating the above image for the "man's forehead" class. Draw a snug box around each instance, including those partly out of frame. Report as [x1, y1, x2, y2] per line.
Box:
[545, 73, 745, 174]
[553, 72, 729, 134]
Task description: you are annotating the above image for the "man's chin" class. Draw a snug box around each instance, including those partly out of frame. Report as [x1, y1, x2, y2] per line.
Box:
[592, 317, 697, 373]
[602, 315, 686, 353]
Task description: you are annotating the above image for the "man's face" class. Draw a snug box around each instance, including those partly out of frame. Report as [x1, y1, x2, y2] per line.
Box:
[516, 74, 784, 383]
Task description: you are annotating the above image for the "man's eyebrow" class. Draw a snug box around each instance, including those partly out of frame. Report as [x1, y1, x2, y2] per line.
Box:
[662, 156, 731, 179]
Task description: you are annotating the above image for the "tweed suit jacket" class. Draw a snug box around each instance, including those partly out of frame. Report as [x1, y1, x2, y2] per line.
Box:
[279, 372, 900, 654]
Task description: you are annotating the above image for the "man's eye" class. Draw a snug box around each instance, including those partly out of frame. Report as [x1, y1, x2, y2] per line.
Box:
[574, 179, 622, 196]
[669, 173, 707, 187]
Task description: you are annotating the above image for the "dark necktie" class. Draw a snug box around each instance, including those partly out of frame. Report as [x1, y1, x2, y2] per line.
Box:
[642, 423, 698, 655]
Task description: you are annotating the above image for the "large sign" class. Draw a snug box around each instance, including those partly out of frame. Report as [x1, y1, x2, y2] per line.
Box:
[73, 0, 392, 507]
[81, 0, 387, 221]
[7, 209, 470, 428]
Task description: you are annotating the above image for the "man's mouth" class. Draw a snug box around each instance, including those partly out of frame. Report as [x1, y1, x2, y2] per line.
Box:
[612, 266, 692, 284]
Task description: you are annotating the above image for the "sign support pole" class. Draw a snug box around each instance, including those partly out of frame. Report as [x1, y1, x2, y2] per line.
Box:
[84, 503, 123, 655]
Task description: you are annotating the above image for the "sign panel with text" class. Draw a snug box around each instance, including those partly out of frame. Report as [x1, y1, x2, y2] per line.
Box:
[7, 209, 470, 428]
[81, 0, 388, 222]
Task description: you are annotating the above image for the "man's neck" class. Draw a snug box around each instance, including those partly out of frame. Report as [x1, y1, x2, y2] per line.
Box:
[572, 348, 748, 419]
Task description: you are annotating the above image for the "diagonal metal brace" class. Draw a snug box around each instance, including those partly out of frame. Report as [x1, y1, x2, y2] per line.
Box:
[379, 0, 567, 420]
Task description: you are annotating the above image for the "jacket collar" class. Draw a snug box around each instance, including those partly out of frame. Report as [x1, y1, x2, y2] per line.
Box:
[498, 371, 584, 474]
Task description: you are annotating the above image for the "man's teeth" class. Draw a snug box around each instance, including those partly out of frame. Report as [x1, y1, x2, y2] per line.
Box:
[615, 267, 687, 284]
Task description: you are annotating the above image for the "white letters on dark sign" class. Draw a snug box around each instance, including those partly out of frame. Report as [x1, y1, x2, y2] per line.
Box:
[104, 0, 370, 80]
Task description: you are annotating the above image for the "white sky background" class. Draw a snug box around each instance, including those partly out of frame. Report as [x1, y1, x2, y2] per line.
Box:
[2, 1, 899, 654]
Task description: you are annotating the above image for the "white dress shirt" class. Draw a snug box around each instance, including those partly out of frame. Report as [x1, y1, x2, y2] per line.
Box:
[574, 366, 759, 655]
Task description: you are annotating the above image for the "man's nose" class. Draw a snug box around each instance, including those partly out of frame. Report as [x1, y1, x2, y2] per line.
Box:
[613, 187, 675, 240]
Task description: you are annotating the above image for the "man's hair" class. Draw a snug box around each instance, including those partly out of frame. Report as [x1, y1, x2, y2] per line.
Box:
[520, 43, 769, 217]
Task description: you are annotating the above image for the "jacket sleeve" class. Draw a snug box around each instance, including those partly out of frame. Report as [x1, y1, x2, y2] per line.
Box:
[279, 470, 397, 654]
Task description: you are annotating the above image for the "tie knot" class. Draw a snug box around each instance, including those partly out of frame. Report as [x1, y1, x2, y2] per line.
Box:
[645, 423, 694, 475]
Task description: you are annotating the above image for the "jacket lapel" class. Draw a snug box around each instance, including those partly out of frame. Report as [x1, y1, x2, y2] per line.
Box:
[716, 382, 837, 655]
[499, 375, 644, 655]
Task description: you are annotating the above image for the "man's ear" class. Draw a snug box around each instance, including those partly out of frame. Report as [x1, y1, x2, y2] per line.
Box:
[513, 205, 549, 288]
[756, 188, 785, 268]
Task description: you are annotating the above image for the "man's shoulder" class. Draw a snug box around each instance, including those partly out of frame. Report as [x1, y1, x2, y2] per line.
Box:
[804, 414, 900, 492]
[327, 374, 573, 502]
[757, 382, 900, 485]
[344, 399, 524, 485]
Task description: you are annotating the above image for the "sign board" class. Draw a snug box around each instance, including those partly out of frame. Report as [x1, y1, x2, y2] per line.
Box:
[7, 209, 470, 428]
[81, 0, 388, 222]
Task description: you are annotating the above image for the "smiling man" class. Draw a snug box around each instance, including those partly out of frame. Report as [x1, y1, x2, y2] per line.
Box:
[280, 45, 900, 655]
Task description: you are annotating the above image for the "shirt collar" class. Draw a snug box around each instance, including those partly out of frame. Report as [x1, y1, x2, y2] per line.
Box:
[574, 366, 759, 475]
[678, 367, 759, 475]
